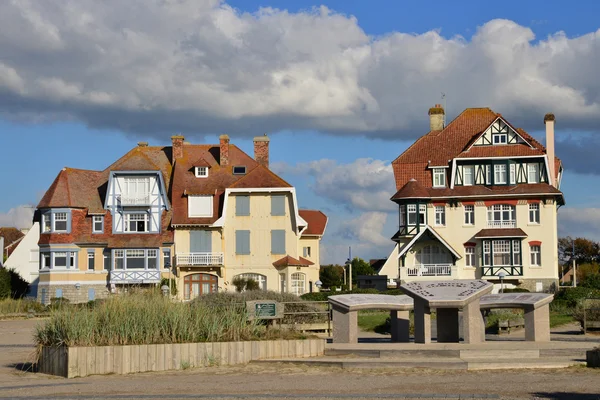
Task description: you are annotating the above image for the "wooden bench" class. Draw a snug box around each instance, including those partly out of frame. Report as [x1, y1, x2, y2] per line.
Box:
[583, 298, 600, 334]
[498, 317, 525, 334]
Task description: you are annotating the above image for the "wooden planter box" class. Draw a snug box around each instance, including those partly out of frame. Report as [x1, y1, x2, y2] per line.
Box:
[278, 322, 331, 332]
[38, 339, 325, 378]
[587, 349, 600, 368]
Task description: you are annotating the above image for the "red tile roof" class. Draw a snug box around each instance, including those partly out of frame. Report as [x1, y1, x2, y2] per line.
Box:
[390, 179, 430, 200]
[298, 210, 328, 236]
[392, 108, 563, 193]
[1, 228, 25, 257]
[272, 255, 314, 267]
[474, 228, 528, 238]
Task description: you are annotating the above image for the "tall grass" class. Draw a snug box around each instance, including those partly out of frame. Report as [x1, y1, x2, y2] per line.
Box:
[34, 292, 263, 347]
[0, 298, 46, 315]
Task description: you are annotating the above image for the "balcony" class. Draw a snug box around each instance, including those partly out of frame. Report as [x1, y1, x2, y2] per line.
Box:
[405, 264, 453, 277]
[118, 194, 151, 206]
[110, 270, 161, 284]
[176, 252, 224, 266]
[486, 220, 516, 229]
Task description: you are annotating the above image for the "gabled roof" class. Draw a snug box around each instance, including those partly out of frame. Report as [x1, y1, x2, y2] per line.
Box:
[192, 157, 211, 168]
[272, 255, 314, 268]
[229, 164, 292, 189]
[0, 228, 25, 258]
[397, 225, 461, 260]
[298, 210, 328, 236]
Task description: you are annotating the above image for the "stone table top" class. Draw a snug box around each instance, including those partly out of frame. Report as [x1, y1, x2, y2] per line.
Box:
[328, 294, 414, 312]
[479, 292, 554, 309]
[401, 280, 493, 308]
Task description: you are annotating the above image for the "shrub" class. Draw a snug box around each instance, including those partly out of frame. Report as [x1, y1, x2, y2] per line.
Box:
[503, 288, 530, 293]
[245, 278, 260, 291]
[0, 269, 10, 300]
[580, 274, 600, 290]
[554, 287, 600, 308]
[0, 268, 29, 299]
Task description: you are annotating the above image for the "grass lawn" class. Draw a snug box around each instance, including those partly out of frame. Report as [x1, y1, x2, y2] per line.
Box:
[549, 311, 575, 328]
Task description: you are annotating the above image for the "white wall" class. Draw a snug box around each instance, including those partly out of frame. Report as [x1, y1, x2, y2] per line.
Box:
[4, 222, 40, 296]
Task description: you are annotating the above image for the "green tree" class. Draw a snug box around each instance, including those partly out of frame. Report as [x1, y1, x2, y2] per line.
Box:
[319, 265, 344, 288]
[558, 237, 600, 265]
[350, 257, 375, 283]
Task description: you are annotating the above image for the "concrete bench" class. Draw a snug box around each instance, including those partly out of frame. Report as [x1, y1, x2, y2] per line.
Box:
[328, 294, 414, 343]
[480, 293, 554, 342]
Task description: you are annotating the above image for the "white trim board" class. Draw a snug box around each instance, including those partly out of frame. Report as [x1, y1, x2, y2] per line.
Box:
[397, 225, 461, 260]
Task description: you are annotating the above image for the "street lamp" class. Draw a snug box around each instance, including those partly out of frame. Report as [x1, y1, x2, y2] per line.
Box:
[345, 259, 352, 291]
[498, 271, 506, 294]
[315, 280, 322, 291]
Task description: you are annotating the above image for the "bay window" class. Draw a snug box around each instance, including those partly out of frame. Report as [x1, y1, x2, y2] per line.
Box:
[39, 250, 77, 269]
[112, 249, 160, 270]
[407, 204, 426, 225]
[41, 209, 71, 233]
[482, 240, 522, 267]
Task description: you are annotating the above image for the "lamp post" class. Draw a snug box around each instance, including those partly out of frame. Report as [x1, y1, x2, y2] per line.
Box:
[345, 258, 352, 291]
[498, 271, 506, 294]
[315, 280, 322, 292]
[572, 239, 577, 288]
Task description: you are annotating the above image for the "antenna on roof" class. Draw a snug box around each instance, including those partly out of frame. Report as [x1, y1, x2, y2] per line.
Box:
[441, 92, 446, 127]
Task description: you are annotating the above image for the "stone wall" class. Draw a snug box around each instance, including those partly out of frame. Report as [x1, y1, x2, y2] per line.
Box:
[39, 339, 325, 378]
[38, 284, 110, 304]
[518, 278, 559, 293]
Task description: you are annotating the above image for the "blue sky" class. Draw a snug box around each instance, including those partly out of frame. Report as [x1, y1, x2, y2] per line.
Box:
[0, 0, 599, 264]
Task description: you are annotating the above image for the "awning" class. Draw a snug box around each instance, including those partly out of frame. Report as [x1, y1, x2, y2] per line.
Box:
[474, 228, 527, 239]
[272, 255, 314, 268]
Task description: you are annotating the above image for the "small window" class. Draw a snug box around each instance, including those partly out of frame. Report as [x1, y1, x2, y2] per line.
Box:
[236, 195, 250, 216]
[494, 164, 507, 184]
[236, 230, 250, 255]
[509, 163, 516, 185]
[434, 206, 445, 226]
[463, 166, 474, 186]
[464, 205, 474, 225]
[433, 168, 446, 187]
[41, 253, 51, 269]
[271, 230, 286, 254]
[103, 250, 111, 270]
[195, 166, 208, 178]
[233, 166, 247, 175]
[493, 134, 507, 144]
[125, 213, 149, 232]
[87, 251, 95, 271]
[528, 164, 540, 183]
[53, 212, 68, 232]
[163, 248, 171, 269]
[92, 216, 104, 233]
[42, 213, 52, 233]
[303, 247, 311, 258]
[529, 203, 540, 224]
[465, 247, 475, 267]
[530, 245, 541, 266]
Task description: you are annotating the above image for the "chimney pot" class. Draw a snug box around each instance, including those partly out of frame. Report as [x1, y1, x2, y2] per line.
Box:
[219, 134, 230, 166]
[254, 135, 270, 168]
[137, 141, 148, 147]
[428, 104, 445, 130]
[171, 135, 185, 165]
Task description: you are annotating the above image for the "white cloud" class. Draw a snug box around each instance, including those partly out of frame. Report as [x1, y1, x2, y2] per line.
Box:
[0, 2, 598, 138]
[559, 207, 600, 241]
[0, 205, 34, 230]
[274, 158, 395, 212]
[336, 212, 391, 247]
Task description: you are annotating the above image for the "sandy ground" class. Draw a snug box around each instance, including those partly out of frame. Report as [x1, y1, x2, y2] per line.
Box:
[1, 319, 599, 400]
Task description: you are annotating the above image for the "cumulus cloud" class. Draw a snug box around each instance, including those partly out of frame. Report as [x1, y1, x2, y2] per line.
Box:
[0, 1, 599, 138]
[559, 207, 600, 241]
[274, 158, 396, 212]
[0, 205, 34, 230]
[335, 211, 392, 247]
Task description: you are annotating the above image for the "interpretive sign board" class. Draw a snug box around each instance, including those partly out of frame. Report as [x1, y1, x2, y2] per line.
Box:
[401, 280, 493, 308]
[329, 294, 413, 312]
[246, 300, 284, 320]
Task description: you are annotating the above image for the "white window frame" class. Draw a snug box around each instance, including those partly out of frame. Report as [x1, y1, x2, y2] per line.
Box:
[303, 246, 311, 258]
[195, 167, 208, 178]
[124, 213, 149, 232]
[87, 251, 95, 271]
[529, 203, 540, 224]
[530, 245, 541, 266]
[464, 205, 474, 225]
[92, 216, 104, 233]
[434, 205, 445, 226]
[487, 204, 516, 228]
[42, 213, 52, 233]
[509, 163, 516, 185]
[53, 212, 68, 232]
[494, 164, 507, 184]
[465, 247, 476, 267]
[513, 240, 521, 266]
[463, 166, 474, 186]
[291, 272, 306, 296]
[528, 164, 540, 183]
[483, 241, 491, 266]
[492, 240, 512, 266]
[493, 133, 508, 144]
[433, 168, 446, 188]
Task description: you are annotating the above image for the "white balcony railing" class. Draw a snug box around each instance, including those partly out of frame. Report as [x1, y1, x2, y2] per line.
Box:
[176, 252, 224, 266]
[406, 264, 452, 277]
[486, 220, 516, 228]
[110, 270, 160, 284]
[118, 194, 151, 206]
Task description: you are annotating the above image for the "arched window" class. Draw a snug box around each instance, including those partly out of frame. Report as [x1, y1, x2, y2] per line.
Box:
[183, 273, 218, 300]
[291, 272, 306, 296]
[486, 204, 516, 228]
[234, 273, 267, 290]
[415, 245, 452, 265]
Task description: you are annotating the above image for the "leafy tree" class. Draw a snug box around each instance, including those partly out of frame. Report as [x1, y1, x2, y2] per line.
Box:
[232, 276, 260, 292]
[350, 257, 375, 283]
[319, 265, 344, 288]
[245, 278, 260, 291]
[0, 268, 29, 299]
[558, 237, 600, 265]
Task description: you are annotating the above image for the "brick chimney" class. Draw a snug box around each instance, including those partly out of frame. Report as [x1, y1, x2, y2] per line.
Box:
[219, 134, 230, 166]
[428, 104, 445, 131]
[254, 135, 270, 168]
[171, 135, 184, 165]
[544, 113, 556, 187]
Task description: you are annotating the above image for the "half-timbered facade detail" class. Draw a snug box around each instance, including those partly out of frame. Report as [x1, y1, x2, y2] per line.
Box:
[387, 106, 564, 293]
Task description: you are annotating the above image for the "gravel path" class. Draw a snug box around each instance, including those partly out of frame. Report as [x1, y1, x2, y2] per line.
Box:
[1, 319, 599, 400]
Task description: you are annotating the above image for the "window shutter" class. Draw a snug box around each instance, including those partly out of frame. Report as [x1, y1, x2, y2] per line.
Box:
[236, 196, 250, 216]
[271, 195, 285, 216]
[88, 288, 95, 301]
[66, 211, 72, 233]
[271, 230, 285, 254]
[236, 230, 250, 255]
[55, 288, 63, 298]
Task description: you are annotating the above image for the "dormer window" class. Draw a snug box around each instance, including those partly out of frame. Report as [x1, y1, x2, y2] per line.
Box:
[432, 168, 446, 187]
[492, 133, 507, 145]
[195, 166, 208, 178]
[233, 166, 247, 175]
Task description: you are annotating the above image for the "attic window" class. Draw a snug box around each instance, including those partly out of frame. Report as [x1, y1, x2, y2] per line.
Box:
[233, 166, 247, 175]
[195, 167, 208, 178]
[492, 133, 507, 145]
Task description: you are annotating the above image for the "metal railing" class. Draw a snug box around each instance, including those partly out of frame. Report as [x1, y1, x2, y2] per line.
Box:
[406, 264, 452, 277]
[176, 252, 224, 266]
[110, 270, 161, 284]
[486, 220, 516, 228]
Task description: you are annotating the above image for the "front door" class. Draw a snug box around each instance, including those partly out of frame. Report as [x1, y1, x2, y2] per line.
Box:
[190, 230, 212, 253]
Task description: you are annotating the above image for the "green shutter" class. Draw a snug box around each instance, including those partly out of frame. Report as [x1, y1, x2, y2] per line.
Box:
[271, 195, 285, 216]
[271, 230, 285, 254]
[236, 196, 250, 216]
[236, 230, 250, 255]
